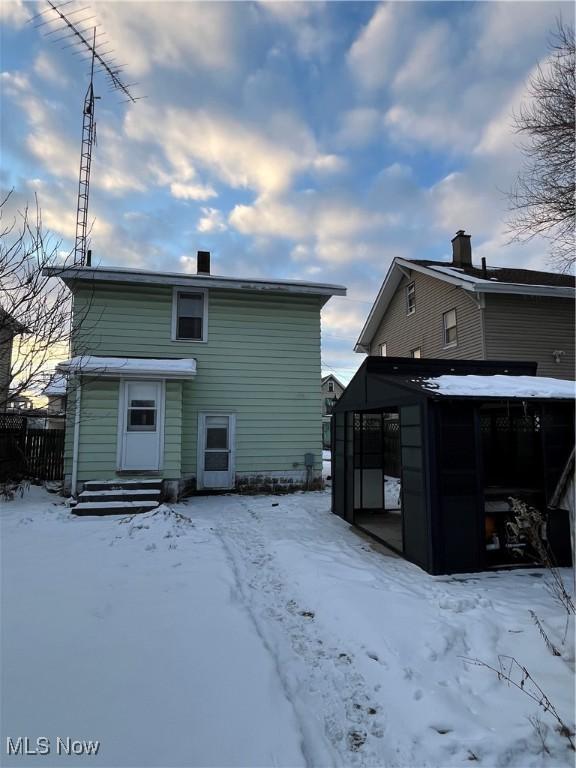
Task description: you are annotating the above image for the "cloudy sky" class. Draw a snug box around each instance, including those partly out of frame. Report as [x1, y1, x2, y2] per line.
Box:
[1, 0, 569, 381]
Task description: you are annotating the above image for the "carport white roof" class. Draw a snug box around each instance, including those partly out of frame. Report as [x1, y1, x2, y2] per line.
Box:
[57, 356, 197, 379]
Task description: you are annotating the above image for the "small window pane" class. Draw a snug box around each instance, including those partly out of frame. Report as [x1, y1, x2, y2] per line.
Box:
[443, 309, 457, 346]
[406, 283, 415, 314]
[206, 427, 228, 450]
[131, 399, 155, 408]
[410, 348, 421, 358]
[205, 452, 229, 471]
[128, 409, 156, 431]
[379, 343, 387, 356]
[178, 293, 203, 317]
[178, 316, 202, 340]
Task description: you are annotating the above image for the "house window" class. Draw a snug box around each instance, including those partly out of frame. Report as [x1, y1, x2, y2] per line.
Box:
[410, 347, 421, 358]
[328, 380, 334, 393]
[173, 289, 207, 341]
[443, 308, 457, 347]
[406, 282, 415, 315]
[379, 342, 387, 357]
[127, 399, 156, 432]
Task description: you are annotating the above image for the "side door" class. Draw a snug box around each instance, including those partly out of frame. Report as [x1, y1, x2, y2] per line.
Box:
[197, 413, 235, 490]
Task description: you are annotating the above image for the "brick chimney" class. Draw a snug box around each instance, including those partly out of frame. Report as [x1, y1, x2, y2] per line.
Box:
[451, 230, 472, 268]
[197, 250, 211, 275]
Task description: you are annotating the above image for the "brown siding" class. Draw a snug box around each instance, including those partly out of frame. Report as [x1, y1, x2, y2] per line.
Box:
[0, 332, 13, 406]
[369, 272, 484, 359]
[484, 295, 575, 380]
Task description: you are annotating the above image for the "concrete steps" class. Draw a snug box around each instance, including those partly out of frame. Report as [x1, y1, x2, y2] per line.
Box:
[71, 479, 163, 516]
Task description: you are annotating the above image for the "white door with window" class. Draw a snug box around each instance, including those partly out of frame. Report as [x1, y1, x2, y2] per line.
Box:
[120, 381, 163, 470]
[198, 413, 235, 489]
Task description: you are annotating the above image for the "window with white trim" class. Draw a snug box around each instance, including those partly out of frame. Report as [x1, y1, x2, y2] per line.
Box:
[328, 380, 334, 393]
[406, 282, 415, 315]
[410, 347, 421, 359]
[174, 290, 207, 341]
[379, 342, 387, 357]
[443, 308, 457, 347]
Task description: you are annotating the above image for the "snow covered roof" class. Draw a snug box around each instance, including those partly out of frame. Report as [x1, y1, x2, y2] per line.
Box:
[44, 265, 346, 306]
[42, 373, 67, 397]
[57, 356, 197, 379]
[418, 374, 575, 400]
[355, 257, 575, 352]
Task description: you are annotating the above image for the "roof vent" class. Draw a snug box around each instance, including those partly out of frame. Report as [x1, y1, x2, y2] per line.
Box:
[451, 230, 472, 268]
[197, 250, 211, 275]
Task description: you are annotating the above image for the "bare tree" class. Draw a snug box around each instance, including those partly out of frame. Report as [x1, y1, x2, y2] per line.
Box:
[508, 20, 575, 270]
[0, 190, 86, 411]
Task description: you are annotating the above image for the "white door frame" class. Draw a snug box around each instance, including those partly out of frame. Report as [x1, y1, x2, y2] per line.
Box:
[117, 379, 165, 471]
[197, 412, 236, 490]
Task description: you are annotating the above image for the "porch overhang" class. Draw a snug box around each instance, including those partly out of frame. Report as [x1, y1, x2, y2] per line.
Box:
[57, 356, 197, 379]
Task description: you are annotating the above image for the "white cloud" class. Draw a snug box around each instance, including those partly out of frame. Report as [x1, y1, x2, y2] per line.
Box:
[347, 3, 404, 91]
[170, 182, 217, 202]
[126, 105, 339, 198]
[33, 52, 69, 87]
[95, 2, 240, 77]
[0, 0, 29, 27]
[333, 108, 381, 149]
[197, 207, 227, 233]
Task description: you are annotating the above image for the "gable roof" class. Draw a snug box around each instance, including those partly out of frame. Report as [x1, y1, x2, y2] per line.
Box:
[44, 265, 346, 306]
[355, 257, 575, 352]
[321, 373, 345, 389]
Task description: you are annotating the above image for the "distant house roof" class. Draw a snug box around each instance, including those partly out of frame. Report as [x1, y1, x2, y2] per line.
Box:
[322, 373, 345, 389]
[0, 308, 27, 335]
[44, 265, 347, 306]
[42, 373, 68, 397]
[355, 257, 576, 352]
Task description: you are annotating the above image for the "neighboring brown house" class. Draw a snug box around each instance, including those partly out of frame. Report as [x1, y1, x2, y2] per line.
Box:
[355, 231, 575, 380]
[0, 310, 27, 409]
[321, 374, 345, 449]
[42, 373, 67, 429]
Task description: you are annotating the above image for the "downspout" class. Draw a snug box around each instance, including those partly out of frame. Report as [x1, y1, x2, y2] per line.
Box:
[71, 378, 82, 497]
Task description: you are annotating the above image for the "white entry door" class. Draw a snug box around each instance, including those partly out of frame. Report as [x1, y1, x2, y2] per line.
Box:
[198, 413, 235, 489]
[120, 381, 163, 470]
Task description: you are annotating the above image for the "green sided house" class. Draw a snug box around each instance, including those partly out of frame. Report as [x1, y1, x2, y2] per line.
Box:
[46, 253, 345, 508]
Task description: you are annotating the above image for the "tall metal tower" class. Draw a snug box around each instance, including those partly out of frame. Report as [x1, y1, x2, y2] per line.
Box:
[31, 1, 139, 265]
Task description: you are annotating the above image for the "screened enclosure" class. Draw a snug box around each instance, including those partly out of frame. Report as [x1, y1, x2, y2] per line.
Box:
[332, 357, 574, 575]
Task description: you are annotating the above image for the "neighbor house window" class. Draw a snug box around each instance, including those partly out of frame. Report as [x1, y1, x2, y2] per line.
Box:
[406, 282, 415, 315]
[410, 347, 421, 358]
[328, 380, 334, 393]
[173, 289, 207, 341]
[443, 308, 457, 347]
[379, 342, 387, 357]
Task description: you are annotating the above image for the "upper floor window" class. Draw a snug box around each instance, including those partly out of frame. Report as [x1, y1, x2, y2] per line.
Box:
[406, 282, 415, 315]
[379, 342, 387, 357]
[173, 289, 207, 342]
[443, 308, 457, 347]
[328, 380, 334, 393]
[410, 347, 421, 359]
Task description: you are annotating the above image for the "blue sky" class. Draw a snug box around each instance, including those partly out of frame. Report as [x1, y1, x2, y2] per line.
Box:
[1, 0, 570, 381]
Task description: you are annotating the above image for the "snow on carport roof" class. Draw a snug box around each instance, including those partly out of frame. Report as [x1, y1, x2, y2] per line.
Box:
[418, 374, 575, 399]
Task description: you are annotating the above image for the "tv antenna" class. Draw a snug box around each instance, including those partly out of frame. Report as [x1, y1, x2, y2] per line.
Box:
[29, 1, 141, 266]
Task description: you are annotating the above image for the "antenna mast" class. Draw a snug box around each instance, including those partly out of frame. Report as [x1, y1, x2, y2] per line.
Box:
[32, 1, 139, 266]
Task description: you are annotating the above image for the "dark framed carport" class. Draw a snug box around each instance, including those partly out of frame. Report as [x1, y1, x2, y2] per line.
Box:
[332, 357, 574, 575]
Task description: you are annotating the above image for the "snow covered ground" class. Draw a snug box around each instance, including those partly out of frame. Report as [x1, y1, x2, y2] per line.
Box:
[2, 486, 574, 767]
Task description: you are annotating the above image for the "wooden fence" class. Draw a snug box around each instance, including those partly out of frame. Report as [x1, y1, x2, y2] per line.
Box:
[0, 420, 65, 482]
